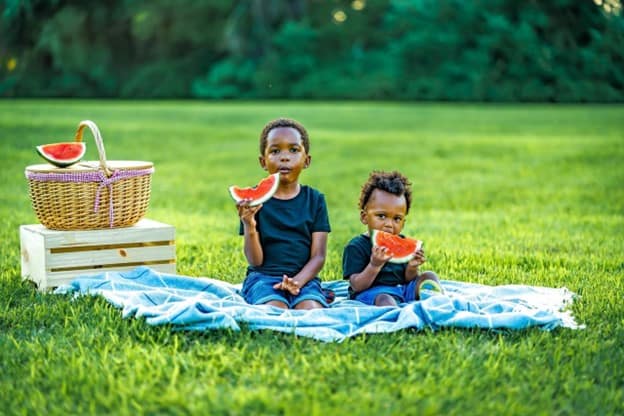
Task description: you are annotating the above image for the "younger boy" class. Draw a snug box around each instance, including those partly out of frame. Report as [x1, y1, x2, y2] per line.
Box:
[342, 171, 443, 306]
[236, 118, 330, 309]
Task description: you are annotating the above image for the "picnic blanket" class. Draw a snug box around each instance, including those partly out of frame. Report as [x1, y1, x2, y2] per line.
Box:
[54, 266, 581, 342]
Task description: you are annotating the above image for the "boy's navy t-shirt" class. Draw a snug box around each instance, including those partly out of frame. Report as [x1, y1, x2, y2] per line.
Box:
[239, 185, 331, 277]
[342, 233, 407, 298]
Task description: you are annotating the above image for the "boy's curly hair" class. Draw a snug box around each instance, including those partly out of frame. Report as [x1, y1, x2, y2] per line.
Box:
[259, 118, 310, 155]
[359, 171, 412, 214]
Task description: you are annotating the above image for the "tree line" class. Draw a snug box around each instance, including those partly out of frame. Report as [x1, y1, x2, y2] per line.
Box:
[1, 0, 622, 101]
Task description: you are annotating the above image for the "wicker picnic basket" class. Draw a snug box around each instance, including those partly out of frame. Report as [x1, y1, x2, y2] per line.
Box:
[25, 120, 154, 230]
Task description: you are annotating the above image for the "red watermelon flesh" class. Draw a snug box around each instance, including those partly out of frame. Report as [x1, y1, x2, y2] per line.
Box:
[36, 142, 86, 167]
[229, 173, 280, 206]
[371, 229, 423, 263]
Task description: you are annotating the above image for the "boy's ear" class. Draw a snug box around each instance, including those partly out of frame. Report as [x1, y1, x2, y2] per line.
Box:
[359, 209, 367, 225]
[259, 155, 267, 170]
[304, 154, 311, 169]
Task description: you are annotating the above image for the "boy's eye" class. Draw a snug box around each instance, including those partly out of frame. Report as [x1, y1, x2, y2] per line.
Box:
[377, 214, 386, 219]
[394, 216, 403, 223]
[290, 147, 300, 153]
[270, 149, 280, 154]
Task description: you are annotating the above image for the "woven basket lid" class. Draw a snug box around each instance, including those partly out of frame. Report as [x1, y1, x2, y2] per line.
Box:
[26, 160, 153, 173]
[27, 121, 154, 176]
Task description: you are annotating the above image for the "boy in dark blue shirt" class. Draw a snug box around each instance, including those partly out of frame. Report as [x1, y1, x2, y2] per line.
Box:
[236, 118, 330, 309]
[343, 171, 443, 306]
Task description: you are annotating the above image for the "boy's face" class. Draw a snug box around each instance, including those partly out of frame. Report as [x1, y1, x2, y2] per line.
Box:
[360, 189, 407, 235]
[259, 127, 310, 184]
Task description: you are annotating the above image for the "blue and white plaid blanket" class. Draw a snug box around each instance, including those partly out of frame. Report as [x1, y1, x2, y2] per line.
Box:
[55, 266, 581, 342]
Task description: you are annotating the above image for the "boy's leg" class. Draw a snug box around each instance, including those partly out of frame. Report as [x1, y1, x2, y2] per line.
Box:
[291, 278, 328, 309]
[294, 299, 324, 310]
[242, 272, 290, 307]
[266, 300, 289, 309]
[413, 271, 444, 300]
[354, 285, 403, 306]
[374, 293, 398, 307]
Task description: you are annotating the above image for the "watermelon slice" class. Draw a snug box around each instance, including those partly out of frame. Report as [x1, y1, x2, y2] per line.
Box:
[229, 173, 280, 206]
[36, 142, 86, 168]
[371, 229, 423, 264]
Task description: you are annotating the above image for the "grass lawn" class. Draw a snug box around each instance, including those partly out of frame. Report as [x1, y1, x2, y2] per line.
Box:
[0, 100, 622, 415]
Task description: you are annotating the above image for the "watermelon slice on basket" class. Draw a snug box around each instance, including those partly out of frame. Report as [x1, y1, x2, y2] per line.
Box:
[229, 173, 280, 206]
[36, 142, 86, 168]
[371, 229, 423, 264]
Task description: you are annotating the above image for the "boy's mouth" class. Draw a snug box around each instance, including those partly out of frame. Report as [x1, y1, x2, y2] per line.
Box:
[278, 167, 292, 174]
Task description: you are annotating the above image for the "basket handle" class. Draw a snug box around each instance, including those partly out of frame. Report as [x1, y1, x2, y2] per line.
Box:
[74, 120, 112, 177]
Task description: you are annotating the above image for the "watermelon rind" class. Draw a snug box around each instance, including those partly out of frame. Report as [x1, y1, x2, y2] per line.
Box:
[371, 229, 423, 264]
[36, 142, 86, 168]
[229, 173, 280, 206]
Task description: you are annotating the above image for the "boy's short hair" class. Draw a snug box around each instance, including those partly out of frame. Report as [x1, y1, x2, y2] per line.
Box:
[359, 170, 412, 214]
[259, 118, 310, 155]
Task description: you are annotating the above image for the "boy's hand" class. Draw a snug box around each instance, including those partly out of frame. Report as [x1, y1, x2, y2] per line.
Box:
[407, 248, 426, 269]
[370, 246, 393, 267]
[273, 275, 300, 295]
[237, 200, 262, 227]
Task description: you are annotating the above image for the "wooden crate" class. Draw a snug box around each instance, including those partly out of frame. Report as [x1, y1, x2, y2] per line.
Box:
[20, 218, 176, 291]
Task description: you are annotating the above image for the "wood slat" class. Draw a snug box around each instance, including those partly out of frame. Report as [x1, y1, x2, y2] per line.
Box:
[47, 244, 176, 269]
[23, 219, 174, 248]
[46, 263, 177, 289]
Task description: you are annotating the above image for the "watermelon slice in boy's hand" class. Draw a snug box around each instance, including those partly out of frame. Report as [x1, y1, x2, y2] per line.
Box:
[36, 142, 86, 168]
[229, 173, 280, 206]
[371, 229, 423, 264]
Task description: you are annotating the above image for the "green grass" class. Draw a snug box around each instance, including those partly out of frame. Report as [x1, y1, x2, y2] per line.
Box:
[1, 100, 623, 415]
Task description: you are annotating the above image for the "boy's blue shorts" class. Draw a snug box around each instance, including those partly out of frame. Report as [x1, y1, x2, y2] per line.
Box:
[353, 280, 419, 305]
[242, 272, 328, 308]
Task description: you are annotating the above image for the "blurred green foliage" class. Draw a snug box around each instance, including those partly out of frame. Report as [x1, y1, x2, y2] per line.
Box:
[1, 0, 622, 101]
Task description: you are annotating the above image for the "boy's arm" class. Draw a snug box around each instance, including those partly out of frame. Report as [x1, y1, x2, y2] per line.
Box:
[238, 201, 263, 266]
[404, 248, 426, 282]
[290, 231, 328, 287]
[243, 222, 263, 266]
[348, 245, 392, 292]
